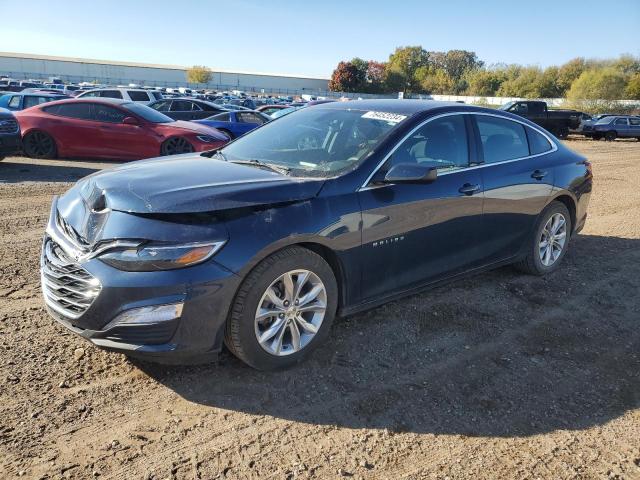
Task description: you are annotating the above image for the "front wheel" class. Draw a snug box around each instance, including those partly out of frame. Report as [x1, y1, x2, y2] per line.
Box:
[515, 201, 572, 275]
[160, 137, 194, 156]
[605, 131, 617, 142]
[23, 131, 57, 159]
[556, 127, 569, 140]
[224, 246, 338, 370]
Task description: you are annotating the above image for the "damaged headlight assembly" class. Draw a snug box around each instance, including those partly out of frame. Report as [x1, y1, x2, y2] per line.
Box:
[99, 241, 226, 272]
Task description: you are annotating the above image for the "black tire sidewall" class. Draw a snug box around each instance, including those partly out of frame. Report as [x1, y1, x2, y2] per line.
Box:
[530, 202, 572, 274]
[228, 248, 338, 370]
[24, 131, 56, 159]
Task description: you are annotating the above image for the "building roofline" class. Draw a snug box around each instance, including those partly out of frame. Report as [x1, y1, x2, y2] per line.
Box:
[0, 51, 330, 81]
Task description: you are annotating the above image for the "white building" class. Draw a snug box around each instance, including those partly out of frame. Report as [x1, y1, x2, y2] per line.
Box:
[0, 52, 330, 94]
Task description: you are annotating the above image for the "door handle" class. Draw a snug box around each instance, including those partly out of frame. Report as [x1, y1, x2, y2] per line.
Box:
[458, 183, 480, 195]
[531, 170, 548, 180]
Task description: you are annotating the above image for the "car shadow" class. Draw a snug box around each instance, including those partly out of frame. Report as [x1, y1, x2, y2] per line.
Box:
[135, 233, 639, 438]
[0, 158, 121, 183]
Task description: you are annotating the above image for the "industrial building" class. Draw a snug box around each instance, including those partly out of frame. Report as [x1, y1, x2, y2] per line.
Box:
[0, 51, 330, 95]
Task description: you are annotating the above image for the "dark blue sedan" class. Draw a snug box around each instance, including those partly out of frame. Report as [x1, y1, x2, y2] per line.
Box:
[41, 100, 592, 370]
[194, 110, 271, 138]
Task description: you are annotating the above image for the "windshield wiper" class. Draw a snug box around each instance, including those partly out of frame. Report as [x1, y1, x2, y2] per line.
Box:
[231, 159, 291, 176]
[201, 149, 227, 160]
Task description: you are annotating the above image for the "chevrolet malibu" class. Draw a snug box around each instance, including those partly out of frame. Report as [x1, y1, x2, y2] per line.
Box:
[41, 100, 592, 370]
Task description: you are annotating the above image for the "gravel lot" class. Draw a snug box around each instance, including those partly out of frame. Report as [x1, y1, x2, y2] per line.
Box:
[0, 138, 639, 480]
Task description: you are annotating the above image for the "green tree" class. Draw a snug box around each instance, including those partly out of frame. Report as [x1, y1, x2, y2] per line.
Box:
[417, 67, 455, 94]
[625, 73, 640, 99]
[557, 57, 586, 94]
[386, 46, 430, 93]
[464, 69, 505, 96]
[567, 68, 627, 100]
[498, 67, 545, 98]
[612, 54, 640, 76]
[186, 65, 212, 84]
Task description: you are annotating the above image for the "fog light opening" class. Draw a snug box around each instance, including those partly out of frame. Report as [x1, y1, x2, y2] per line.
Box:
[105, 303, 184, 329]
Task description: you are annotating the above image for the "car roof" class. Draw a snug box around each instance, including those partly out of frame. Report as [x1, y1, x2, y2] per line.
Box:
[8, 91, 66, 97]
[313, 99, 472, 115]
[42, 97, 132, 107]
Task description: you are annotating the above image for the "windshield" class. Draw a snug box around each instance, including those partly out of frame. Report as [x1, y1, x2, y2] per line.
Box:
[124, 102, 174, 123]
[499, 101, 516, 111]
[220, 106, 406, 177]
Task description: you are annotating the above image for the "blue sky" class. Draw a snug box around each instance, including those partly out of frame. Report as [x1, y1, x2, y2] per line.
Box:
[1, 0, 638, 78]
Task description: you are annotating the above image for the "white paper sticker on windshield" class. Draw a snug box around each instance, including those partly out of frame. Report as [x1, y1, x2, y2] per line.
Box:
[361, 111, 407, 124]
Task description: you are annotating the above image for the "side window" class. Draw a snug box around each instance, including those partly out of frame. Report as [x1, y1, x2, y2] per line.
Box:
[212, 112, 231, 122]
[630, 118, 640, 126]
[92, 104, 127, 123]
[526, 127, 553, 155]
[50, 103, 93, 120]
[513, 103, 528, 114]
[528, 102, 545, 115]
[150, 100, 171, 111]
[100, 90, 123, 99]
[8, 96, 20, 108]
[127, 90, 150, 102]
[614, 118, 628, 126]
[191, 102, 202, 111]
[476, 116, 529, 163]
[170, 100, 191, 111]
[387, 115, 469, 172]
[82, 91, 100, 97]
[23, 96, 47, 108]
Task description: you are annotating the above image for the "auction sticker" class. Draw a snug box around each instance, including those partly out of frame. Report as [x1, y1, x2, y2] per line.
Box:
[361, 111, 407, 124]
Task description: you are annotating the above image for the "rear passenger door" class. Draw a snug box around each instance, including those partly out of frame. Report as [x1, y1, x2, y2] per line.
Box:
[473, 114, 555, 263]
[613, 117, 630, 137]
[169, 100, 196, 120]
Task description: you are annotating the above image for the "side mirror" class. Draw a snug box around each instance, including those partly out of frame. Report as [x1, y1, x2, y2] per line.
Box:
[122, 116, 140, 126]
[382, 163, 438, 184]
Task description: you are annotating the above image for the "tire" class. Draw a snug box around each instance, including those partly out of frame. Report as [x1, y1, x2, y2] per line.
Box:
[160, 137, 194, 156]
[515, 201, 572, 276]
[224, 246, 338, 370]
[218, 128, 234, 140]
[556, 127, 569, 140]
[605, 131, 617, 142]
[22, 131, 57, 159]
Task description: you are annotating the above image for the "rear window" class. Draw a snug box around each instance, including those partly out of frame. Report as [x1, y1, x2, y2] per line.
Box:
[526, 127, 553, 155]
[127, 90, 150, 102]
[476, 115, 529, 163]
[45, 103, 93, 120]
[100, 90, 123, 99]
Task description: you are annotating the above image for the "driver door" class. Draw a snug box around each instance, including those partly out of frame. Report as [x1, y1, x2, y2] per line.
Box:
[358, 114, 485, 300]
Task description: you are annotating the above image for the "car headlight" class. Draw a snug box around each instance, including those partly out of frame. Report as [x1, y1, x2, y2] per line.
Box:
[196, 135, 218, 143]
[99, 241, 226, 271]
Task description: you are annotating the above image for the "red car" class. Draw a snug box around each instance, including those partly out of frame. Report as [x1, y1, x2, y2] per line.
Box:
[15, 98, 228, 160]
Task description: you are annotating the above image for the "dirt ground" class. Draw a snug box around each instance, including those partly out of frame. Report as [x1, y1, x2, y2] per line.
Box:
[0, 137, 638, 480]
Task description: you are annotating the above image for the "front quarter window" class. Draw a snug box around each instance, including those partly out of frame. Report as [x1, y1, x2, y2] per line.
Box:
[220, 107, 405, 177]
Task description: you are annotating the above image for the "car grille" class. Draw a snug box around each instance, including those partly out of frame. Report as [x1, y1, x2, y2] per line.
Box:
[41, 238, 101, 320]
[0, 119, 19, 134]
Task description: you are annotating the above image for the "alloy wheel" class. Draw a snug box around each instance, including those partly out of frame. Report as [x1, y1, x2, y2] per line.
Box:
[25, 131, 55, 158]
[254, 269, 327, 356]
[539, 213, 567, 267]
[162, 137, 194, 155]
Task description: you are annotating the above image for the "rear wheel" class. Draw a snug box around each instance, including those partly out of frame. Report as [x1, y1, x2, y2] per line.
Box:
[23, 131, 57, 159]
[224, 246, 338, 370]
[605, 131, 617, 141]
[160, 137, 194, 156]
[515, 201, 572, 276]
[218, 128, 234, 140]
[556, 126, 569, 140]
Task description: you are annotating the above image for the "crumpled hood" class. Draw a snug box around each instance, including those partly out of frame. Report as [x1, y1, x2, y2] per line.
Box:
[59, 153, 325, 215]
[159, 120, 228, 140]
